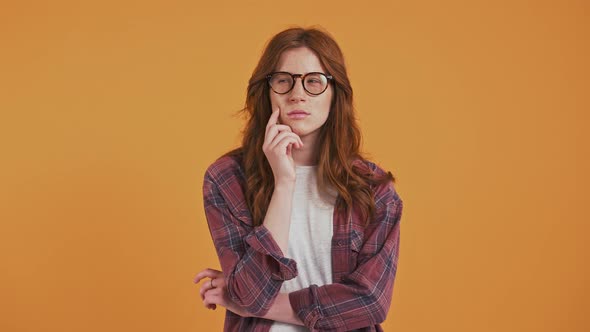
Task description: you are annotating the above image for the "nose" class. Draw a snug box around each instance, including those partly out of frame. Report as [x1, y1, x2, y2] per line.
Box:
[289, 77, 307, 102]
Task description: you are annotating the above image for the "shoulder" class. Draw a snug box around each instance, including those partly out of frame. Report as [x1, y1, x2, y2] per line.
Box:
[352, 158, 386, 176]
[352, 158, 403, 207]
[204, 149, 245, 185]
[203, 150, 247, 201]
[351, 157, 391, 180]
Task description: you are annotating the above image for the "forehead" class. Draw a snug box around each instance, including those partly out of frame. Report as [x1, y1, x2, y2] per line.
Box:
[276, 47, 326, 73]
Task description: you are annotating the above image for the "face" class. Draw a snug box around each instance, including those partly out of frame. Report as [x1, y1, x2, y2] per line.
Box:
[269, 47, 333, 142]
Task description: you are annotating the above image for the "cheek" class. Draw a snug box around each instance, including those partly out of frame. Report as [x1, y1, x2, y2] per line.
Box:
[270, 94, 288, 111]
[269, 94, 278, 107]
[322, 88, 334, 110]
[319, 95, 332, 116]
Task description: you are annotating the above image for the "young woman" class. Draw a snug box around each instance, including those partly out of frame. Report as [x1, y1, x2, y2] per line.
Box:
[193, 27, 404, 331]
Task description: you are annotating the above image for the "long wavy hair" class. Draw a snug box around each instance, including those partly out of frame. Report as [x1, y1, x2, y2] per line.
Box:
[224, 26, 395, 226]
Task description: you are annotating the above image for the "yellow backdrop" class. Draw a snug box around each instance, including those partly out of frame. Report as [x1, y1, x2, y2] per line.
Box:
[1, 0, 588, 331]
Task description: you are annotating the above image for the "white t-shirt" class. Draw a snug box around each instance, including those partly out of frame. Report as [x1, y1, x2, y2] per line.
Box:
[270, 165, 336, 331]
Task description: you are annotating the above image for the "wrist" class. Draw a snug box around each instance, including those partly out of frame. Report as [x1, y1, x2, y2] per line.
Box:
[274, 178, 296, 190]
[260, 293, 303, 325]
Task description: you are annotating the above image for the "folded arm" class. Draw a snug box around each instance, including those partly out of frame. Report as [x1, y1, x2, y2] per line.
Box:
[202, 166, 297, 316]
[265, 184, 403, 330]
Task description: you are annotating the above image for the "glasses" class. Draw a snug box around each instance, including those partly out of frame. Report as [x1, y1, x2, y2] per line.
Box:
[267, 71, 333, 95]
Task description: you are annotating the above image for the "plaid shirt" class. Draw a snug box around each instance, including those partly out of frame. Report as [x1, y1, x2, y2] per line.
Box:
[203, 152, 403, 331]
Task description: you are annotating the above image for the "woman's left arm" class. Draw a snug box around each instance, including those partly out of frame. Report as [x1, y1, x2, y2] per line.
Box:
[286, 183, 403, 330]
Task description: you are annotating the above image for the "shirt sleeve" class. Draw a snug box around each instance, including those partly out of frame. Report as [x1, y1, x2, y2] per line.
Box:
[203, 168, 298, 316]
[288, 181, 403, 330]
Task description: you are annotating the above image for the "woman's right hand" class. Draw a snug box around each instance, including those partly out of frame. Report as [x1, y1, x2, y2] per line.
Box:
[262, 107, 303, 185]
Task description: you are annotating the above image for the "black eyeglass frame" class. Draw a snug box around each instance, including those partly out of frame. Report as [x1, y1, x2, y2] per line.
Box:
[266, 71, 334, 96]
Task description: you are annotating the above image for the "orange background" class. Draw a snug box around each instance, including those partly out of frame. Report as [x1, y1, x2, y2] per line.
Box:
[1, 0, 588, 331]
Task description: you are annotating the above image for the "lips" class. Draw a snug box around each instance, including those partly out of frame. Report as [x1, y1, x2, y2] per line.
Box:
[287, 110, 310, 115]
[287, 110, 310, 120]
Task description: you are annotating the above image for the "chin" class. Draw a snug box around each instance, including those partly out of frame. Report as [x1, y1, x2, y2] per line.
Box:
[289, 127, 305, 136]
[286, 122, 309, 136]
[294, 126, 322, 139]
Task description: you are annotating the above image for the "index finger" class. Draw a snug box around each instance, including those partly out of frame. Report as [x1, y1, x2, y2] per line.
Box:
[265, 107, 280, 133]
[193, 268, 222, 283]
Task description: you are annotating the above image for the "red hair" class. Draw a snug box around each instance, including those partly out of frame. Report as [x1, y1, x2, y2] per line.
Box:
[225, 26, 395, 226]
